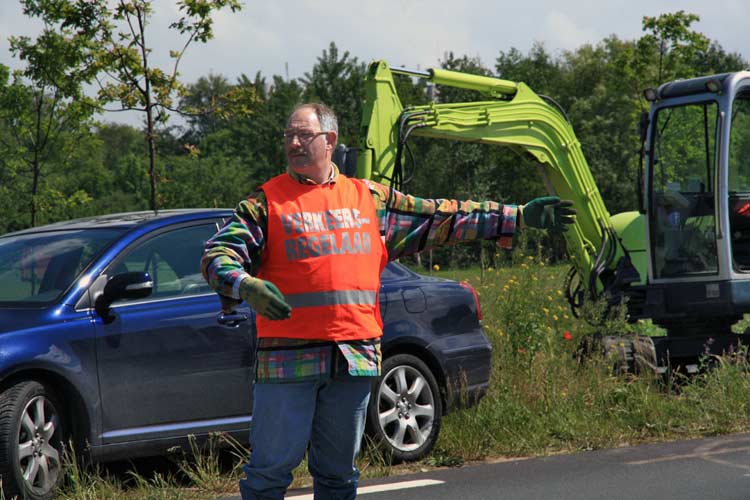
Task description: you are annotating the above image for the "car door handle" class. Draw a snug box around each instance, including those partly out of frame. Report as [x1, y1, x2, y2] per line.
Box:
[217, 311, 250, 328]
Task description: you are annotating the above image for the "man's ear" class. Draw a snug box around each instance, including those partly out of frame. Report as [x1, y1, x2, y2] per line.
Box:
[325, 131, 337, 151]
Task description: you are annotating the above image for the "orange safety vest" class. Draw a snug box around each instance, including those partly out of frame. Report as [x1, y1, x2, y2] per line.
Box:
[256, 173, 387, 341]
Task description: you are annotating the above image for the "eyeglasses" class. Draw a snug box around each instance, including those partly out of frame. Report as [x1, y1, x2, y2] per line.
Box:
[283, 130, 328, 144]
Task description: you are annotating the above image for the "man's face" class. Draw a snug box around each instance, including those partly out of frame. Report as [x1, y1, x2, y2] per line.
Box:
[284, 107, 334, 177]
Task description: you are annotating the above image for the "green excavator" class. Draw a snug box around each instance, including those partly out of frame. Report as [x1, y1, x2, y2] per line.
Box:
[334, 60, 750, 373]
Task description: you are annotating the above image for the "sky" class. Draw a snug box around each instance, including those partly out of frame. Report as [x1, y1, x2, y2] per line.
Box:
[0, 0, 747, 125]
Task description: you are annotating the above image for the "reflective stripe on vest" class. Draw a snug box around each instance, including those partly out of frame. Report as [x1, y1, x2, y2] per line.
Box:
[285, 290, 377, 308]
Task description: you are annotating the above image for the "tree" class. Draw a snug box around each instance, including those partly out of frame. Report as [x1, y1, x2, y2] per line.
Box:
[557, 36, 644, 214]
[180, 73, 233, 142]
[179, 71, 260, 149]
[301, 42, 367, 146]
[638, 11, 710, 86]
[694, 41, 746, 75]
[93, 0, 242, 212]
[496, 42, 562, 95]
[94, 122, 151, 212]
[3, 0, 107, 226]
[172, 69, 306, 204]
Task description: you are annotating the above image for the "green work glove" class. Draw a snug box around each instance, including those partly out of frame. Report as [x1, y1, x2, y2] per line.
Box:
[521, 196, 576, 231]
[239, 277, 292, 320]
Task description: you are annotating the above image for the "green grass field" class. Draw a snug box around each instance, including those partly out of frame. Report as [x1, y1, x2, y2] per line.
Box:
[53, 256, 750, 499]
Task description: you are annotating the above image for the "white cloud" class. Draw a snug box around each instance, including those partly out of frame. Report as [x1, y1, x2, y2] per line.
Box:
[543, 11, 601, 50]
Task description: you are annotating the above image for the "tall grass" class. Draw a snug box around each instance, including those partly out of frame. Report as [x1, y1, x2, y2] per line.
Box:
[54, 434, 243, 500]
[432, 253, 750, 463]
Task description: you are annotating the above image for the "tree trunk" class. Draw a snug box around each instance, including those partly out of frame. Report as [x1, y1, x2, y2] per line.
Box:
[146, 104, 158, 213]
[31, 158, 40, 227]
[137, 4, 158, 213]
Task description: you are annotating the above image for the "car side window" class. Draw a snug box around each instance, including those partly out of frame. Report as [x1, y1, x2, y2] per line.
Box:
[380, 264, 396, 280]
[111, 223, 217, 302]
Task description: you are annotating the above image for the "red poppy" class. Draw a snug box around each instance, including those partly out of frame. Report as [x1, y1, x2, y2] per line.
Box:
[563, 330, 573, 341]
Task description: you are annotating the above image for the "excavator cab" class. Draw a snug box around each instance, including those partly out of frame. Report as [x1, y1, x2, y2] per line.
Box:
[647, 95, 719, 279]
[643, 72, 750, 330]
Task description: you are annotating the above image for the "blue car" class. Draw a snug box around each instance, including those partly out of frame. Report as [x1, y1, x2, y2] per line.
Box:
[0, 209, 491, 499]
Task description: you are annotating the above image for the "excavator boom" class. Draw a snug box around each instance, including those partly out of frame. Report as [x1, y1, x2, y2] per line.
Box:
[355, 61, 645, 303]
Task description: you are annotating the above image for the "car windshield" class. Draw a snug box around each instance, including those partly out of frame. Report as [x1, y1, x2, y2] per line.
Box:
[0, 229, 123, 306]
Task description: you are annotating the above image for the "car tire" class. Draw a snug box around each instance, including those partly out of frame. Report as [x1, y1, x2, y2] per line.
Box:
[367, 353, 442, 463]
[0, 381, 66, 500]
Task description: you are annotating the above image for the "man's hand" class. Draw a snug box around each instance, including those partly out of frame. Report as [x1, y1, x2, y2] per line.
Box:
[521, 196, 576, 231]
[239, 277, 292, 320]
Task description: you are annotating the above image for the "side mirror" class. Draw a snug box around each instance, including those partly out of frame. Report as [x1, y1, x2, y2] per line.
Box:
[95, 272, 153, 323]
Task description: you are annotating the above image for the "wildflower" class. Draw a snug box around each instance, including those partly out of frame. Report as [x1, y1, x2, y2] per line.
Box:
[433, 264, 440, 271]
[563, 330, 573, 341]
[553, 315, 559, 321]
[542, 307, 549, 314]
[557, 290, 563, 296]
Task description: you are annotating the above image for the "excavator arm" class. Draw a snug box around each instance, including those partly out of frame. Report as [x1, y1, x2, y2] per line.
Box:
[355, 61, 645, 307]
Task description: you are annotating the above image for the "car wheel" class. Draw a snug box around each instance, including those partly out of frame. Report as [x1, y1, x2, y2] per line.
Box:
[0, 381, 65, 500]
[367, 354, 442, 462]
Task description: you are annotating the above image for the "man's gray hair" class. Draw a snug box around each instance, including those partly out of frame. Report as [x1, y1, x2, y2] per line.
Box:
[290, 103, 339, 136]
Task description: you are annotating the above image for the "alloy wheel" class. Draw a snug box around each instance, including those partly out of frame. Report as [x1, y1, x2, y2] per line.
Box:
[17, 395, 62, 496]
[377, 364, 436, 452]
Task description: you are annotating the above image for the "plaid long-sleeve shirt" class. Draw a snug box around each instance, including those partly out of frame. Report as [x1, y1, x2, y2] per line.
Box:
[201, 164, 518, 382]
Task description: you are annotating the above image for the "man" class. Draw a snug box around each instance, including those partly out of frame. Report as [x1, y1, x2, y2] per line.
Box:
[201, 103, 574, 500]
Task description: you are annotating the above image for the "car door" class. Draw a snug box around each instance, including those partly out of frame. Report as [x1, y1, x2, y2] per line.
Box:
[93, 221, 255, 444]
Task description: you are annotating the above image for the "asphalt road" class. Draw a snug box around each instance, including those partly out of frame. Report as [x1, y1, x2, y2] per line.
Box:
[224, 433, 750, 500]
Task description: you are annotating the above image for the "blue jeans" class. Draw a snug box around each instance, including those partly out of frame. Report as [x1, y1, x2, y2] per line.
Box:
[239, 366, 372, 500]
